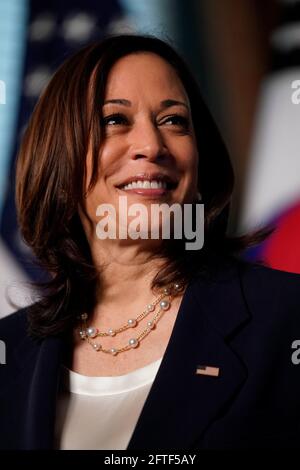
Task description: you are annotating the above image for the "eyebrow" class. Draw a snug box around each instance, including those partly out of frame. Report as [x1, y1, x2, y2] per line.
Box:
[160, 99, 189, 110]
[103, 99, 131, 106]
[103, 98, 189, 110]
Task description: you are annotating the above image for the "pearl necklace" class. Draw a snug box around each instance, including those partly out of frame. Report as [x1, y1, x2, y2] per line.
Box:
[78, 283, 183, 356]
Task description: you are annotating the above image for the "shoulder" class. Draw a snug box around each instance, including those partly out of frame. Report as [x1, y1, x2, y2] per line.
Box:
[194, 256, 300, 302]
[191, 259, 300, 375]
[226, 261, 300, 356]
[205, 256, 300, 308]
[0, 304, 40, 366]
[238, 261, 300, 322]
[0, 305, 29, 340]
[239, 259, 300, 293]
[191, 257, 300, 338]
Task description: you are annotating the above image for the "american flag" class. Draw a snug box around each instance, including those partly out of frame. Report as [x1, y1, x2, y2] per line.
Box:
[196, 365, 220, 377]
[240, 0, 300, 273]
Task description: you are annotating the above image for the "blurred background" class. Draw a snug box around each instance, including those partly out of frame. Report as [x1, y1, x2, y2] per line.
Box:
[1, 0, 300, 316]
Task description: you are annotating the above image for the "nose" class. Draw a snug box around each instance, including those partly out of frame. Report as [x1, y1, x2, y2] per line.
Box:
[129, 119, 169, 162]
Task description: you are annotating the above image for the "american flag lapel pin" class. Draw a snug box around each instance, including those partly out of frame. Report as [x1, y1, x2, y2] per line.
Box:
[196, 365, 220, 377]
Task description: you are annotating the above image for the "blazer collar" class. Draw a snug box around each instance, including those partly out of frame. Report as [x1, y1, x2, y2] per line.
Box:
[14, 262, 250, 450]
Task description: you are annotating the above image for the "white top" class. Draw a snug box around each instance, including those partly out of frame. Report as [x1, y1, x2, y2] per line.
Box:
[54, 357, 163, 450]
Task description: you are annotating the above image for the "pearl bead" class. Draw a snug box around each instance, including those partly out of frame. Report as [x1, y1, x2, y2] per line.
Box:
[127, 319, 137, 327]
[163, 287, 170, 295]
[160, 299, 170, 310]
[129, 338, 139, 348]
[93, 343, 101, 351]
[81, 313, 88, 320]
[147, 321, 155, 330]
[87, 327, 98, 338]
[108, 328, 116, 336]
[174, 283, 181, 291]
[110, 348, 118, 355]
[147, 304, 155, 312]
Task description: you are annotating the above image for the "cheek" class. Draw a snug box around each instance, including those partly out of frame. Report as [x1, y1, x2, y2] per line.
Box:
[177, 144, 199, 200]
[88, 140, 121, 187]
[96, 140, 127, 184]
[99, 136, 127, 162]
[175, 140, 198, 176]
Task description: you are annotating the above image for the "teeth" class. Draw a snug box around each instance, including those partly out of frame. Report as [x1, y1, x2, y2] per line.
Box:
[122, 180, 167, 190]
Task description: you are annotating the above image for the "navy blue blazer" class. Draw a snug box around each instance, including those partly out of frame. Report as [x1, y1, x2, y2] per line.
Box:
[1, 260, 300, 450]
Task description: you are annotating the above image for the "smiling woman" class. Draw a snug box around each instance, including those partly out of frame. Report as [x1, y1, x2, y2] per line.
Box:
[81, 51, 199, 254]
[15, 34, 240, 343]
[1, 34, 300, 451]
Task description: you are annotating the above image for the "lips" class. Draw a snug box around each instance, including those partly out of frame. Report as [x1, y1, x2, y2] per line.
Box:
[116, 173, 178, 191]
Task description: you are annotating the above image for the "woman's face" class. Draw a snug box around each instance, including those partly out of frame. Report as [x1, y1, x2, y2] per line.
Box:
[82, 52, 199, 237]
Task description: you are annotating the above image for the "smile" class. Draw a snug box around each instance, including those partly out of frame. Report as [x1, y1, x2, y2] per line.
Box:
[121, 180, 167, 190]
[116, 173, 178, 197]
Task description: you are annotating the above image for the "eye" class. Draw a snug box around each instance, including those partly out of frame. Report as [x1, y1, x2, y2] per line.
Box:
[160, 115, 190, 129]
[101, 113, 128, 126]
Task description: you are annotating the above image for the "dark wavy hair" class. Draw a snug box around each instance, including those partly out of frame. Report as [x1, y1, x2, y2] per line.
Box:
[15, 34, 266, 338]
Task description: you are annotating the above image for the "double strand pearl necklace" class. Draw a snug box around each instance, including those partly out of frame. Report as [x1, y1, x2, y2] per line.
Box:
[78, 283, 183, 356]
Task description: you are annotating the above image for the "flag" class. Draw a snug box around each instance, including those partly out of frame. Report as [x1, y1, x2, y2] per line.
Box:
[240, 0, 300, 274]
[196, 365, 220, 377]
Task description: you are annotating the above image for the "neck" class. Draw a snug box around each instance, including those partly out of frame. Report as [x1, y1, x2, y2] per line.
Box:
[89, 239, 169, 322]
[73, 239, 185, 364]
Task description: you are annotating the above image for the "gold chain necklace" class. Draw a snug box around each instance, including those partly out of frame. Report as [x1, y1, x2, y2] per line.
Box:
[78, 282, 183, 356]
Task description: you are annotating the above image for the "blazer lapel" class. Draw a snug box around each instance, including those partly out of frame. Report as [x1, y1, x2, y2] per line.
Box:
[127, 264, 250, 449]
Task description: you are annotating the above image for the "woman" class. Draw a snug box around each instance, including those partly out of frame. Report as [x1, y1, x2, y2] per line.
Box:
[0, 34, 300, 450]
